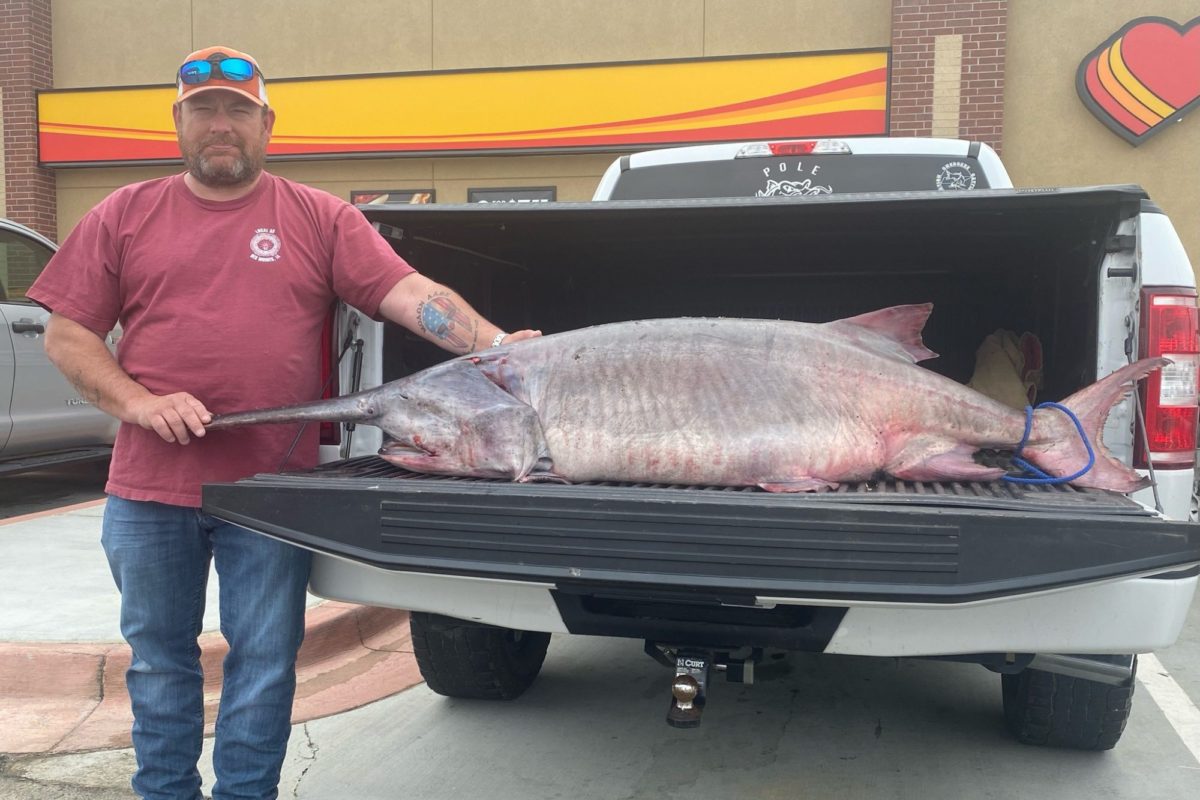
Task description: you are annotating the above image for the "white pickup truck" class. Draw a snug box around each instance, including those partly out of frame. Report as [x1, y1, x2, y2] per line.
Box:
[0, 218, 117, 474]
[202, 138, 1200, 750]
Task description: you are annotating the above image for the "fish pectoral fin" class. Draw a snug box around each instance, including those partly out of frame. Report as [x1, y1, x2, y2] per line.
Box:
[758, 477, 839, 493]
[473, 352, 530, 402]
[886, 439, 1005, 482]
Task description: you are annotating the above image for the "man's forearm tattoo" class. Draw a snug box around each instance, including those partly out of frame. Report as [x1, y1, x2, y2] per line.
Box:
[416, 292, 478, 351]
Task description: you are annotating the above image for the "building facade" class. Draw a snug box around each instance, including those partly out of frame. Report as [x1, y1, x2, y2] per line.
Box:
[2, 0, 1198, 271]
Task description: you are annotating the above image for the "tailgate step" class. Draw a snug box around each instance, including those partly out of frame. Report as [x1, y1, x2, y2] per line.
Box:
[202, 457, 1200, 604]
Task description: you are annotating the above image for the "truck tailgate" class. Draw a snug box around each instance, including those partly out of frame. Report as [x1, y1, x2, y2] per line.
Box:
[202, 456, 1200, 604]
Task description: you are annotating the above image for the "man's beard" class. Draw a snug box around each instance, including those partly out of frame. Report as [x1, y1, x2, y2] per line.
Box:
[180, 134, 265, 187]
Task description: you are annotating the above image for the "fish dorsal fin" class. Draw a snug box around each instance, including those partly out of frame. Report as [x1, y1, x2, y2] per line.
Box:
[828, 303, 938, 363]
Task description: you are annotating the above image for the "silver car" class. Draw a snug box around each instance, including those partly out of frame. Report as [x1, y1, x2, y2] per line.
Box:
[1, 218, 117, 474]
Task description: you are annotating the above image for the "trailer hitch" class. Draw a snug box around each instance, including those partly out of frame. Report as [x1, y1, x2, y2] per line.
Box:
[646, 642, 759, 728]
[667, 651, 711, 728]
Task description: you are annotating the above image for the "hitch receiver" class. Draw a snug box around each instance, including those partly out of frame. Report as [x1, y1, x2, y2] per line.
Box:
[646, 643, 760, 728]
[667, 651, 711, 728]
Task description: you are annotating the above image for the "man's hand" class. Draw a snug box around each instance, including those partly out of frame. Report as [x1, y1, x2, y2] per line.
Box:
[127, 392, 212, 445]
[45, 314, 214, 444]
[502, 329, 542, 344]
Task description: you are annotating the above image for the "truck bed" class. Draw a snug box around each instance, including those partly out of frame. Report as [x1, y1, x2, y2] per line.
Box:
[364, 186, 1154, 396]
[203, 456, 1200, 605]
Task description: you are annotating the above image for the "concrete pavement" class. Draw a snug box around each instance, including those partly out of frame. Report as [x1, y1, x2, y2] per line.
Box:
[0, 500, 421, 760]
[7, 631, 1200, 800]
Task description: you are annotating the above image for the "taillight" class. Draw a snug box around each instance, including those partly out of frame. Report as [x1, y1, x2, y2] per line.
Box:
[734, 140, 852, 158]
[1136, 288, 1199, 468]
[319, 310, 341, 447]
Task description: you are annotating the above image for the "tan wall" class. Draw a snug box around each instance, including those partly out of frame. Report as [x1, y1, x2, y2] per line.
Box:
[56, 153, 637, 231]
[56, 166, 178, 237]
[50, 0, 889, 239]
[1004, 0, 1200, 268]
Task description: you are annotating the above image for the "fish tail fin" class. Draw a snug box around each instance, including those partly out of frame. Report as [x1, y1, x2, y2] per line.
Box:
[1022, 357, 1168, 492]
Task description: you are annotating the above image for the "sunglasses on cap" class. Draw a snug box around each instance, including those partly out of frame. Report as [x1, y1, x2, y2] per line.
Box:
[178, 54, 261, 85]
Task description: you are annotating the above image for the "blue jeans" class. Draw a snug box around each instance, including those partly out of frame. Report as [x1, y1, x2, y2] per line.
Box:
[102, 495, 312, 800]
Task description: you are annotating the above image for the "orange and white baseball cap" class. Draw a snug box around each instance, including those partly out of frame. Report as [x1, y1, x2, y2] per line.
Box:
[176, 46, 268, 106]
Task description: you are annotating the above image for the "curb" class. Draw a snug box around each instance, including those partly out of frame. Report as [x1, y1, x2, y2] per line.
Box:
[0, 601, 421, 755]
[0, 497, 107, 528]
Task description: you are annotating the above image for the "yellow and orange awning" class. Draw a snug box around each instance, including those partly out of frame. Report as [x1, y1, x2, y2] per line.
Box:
[39, 51, 889, 166]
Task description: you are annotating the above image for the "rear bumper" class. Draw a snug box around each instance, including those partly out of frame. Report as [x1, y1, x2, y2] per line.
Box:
[816, 570, 1199, 655]
[308, 553, 1199, 656]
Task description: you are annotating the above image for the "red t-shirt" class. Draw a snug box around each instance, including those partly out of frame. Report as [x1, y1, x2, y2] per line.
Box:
[28, 172, 415, 506]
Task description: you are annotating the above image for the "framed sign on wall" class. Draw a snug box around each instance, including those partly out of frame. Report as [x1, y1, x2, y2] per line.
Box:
[467, 187, 556, 204]
[350, 190, 435, 205]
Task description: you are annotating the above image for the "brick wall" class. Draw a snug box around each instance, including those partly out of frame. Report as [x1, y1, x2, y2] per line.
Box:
[1, 0, 55, 239]
[890, 0, 1007, 153]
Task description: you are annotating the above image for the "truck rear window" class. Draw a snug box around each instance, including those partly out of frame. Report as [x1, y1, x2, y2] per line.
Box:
[607, 155, 991, 200]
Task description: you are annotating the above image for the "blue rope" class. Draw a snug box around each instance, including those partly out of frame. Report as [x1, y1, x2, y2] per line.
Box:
[1000, 402, 1096, 485]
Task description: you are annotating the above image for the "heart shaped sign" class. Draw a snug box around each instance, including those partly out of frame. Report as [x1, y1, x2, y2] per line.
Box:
[1076, 16, 1200, 146]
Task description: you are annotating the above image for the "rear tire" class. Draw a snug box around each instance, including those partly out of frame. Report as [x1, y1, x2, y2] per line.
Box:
[409, 611, 551, 700]
[1001, 655, 1136, 750]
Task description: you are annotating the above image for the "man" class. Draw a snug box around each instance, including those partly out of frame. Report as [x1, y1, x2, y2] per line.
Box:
[28, 46, 539, 800]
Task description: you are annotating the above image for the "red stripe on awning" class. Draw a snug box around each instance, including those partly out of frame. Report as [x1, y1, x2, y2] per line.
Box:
[40, 109, 886, 165]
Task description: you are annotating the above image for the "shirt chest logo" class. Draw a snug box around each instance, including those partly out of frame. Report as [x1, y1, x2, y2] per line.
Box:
[249, 228, 282, 263]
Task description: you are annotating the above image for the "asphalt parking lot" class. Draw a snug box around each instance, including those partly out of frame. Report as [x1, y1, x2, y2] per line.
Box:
[0, 461, 109, 520]
[1, 466, 1198, 799]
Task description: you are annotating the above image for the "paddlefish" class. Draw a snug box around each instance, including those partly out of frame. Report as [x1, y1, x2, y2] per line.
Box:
[206, 304, 1164, 493]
